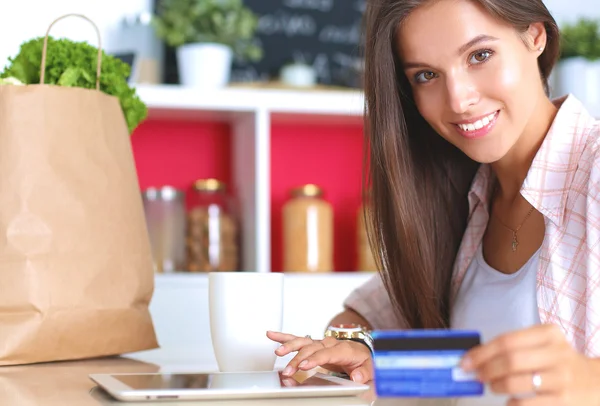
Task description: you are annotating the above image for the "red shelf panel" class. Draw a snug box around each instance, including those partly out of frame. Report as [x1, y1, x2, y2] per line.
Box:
[131, 119, 232, 193]
[132, 118, 365, 273]
[270, 122, 364, 273]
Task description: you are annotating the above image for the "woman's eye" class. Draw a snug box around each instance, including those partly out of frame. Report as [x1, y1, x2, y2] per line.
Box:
[415, 71, 438, 83]
[469, 49, 493, 65]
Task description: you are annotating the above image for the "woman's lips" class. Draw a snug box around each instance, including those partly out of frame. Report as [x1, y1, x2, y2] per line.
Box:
[453, 110, 500, 139]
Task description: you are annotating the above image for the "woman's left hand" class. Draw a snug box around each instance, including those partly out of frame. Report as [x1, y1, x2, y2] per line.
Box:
[461, 324, 600, 405]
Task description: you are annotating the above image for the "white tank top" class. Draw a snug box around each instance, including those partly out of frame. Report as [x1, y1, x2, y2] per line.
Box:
[451, 243, 542, 344]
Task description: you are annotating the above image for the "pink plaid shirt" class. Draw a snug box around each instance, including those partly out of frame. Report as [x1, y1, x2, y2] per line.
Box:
[345, 94, 600, 356]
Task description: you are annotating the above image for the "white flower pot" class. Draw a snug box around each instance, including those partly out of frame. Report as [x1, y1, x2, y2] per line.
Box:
[176, 43, 233, 89]
[554, 57, 600, 116]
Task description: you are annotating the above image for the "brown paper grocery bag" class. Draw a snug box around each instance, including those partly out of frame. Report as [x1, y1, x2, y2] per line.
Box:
[0, 14, 158, 366]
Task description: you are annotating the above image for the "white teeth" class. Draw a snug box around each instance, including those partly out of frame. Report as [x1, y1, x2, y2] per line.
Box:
[457, 111, 497, 132]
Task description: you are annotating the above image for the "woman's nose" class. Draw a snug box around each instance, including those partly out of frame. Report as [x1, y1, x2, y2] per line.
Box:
[446, 74, 480, 114]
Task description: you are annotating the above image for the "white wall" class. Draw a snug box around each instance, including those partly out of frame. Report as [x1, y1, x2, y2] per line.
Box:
[544, 0, 600, 24]
[0, 0, 151, 71]
[0, 0, 597, 71]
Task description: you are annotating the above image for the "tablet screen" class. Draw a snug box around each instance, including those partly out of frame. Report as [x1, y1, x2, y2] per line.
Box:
[113, 372, 343, 391]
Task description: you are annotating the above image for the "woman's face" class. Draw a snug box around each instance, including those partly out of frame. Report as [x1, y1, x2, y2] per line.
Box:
[397, 0, 547, 163]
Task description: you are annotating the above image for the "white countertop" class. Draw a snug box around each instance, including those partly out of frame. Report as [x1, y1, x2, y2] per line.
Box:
[0, 347, 509, 406]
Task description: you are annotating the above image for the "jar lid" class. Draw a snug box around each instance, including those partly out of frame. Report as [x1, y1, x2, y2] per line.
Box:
[193, 178, 226, 192]
[290, 184, 323, 198]
[142, 186, 184, 201]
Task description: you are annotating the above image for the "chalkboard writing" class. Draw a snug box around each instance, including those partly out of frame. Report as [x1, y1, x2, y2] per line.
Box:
[154, 0, 365, 88]
[231, 0, 366, 88]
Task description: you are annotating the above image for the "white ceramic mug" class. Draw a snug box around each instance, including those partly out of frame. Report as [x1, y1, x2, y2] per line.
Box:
[208, 272, 284, 372]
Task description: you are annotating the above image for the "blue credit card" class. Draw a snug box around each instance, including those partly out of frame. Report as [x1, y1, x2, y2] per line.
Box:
[371, 330, 484, 398]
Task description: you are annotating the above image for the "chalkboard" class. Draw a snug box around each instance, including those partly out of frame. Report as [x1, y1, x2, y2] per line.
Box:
[231, 0, 366, 88]
[155, 0, 366, 88]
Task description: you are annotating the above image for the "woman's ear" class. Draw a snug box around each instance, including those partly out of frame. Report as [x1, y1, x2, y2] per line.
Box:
[526, 22, 547, 54]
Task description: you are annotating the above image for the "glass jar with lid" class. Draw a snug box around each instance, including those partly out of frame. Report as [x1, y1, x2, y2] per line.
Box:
[282, 184, 333, 273]
[186, 179, 239, 272]
[142, 186, 186, 273]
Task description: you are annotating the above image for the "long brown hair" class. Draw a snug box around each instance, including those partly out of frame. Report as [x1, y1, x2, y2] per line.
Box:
[362, 0, 560, 328]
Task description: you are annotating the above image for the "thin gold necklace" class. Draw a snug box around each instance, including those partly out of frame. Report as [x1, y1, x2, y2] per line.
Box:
[492, 185, 535, 252]
[494, 205, 535, 252]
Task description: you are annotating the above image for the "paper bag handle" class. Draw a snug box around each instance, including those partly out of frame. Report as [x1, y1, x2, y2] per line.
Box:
[40, 14, 102, 90]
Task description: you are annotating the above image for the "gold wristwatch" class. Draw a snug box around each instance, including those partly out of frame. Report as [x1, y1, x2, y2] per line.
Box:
[325, 323, 374, 354]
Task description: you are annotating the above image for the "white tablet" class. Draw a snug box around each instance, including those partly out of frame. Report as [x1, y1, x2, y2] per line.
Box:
[89, 371, 370, 401]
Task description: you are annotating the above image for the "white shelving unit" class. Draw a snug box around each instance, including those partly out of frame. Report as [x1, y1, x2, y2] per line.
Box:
[137, 84, 365, 117]
[136, 84, 365, 273]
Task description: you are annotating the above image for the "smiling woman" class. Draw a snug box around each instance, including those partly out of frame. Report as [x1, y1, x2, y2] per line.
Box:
[267, 0, 600, 403]
[354, 0, 560, 335]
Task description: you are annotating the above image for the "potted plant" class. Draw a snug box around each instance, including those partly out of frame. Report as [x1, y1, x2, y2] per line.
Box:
[553, 18, 600, 115]
[153, 0, 263, 89]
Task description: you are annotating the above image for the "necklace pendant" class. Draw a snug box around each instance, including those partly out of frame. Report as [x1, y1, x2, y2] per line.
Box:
[512, 233, 518, 252]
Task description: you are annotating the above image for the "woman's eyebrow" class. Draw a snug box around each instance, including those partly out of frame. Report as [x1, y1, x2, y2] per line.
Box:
[402, 34, 499, 70]
[457, 34, 499, 54]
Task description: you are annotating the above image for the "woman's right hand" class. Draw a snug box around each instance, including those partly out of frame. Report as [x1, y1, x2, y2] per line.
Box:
[266, 331, 374, 384]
